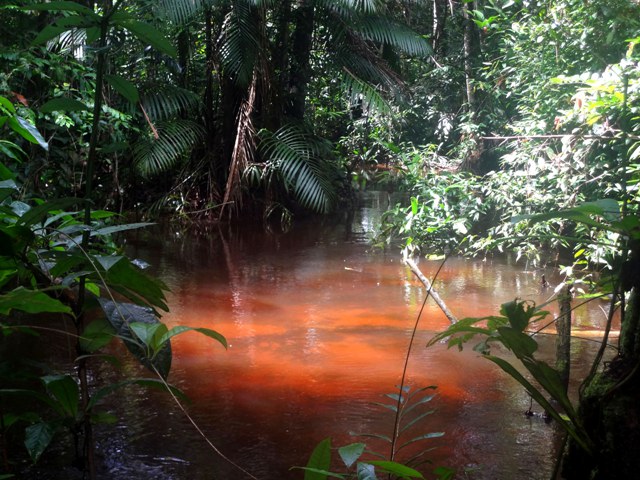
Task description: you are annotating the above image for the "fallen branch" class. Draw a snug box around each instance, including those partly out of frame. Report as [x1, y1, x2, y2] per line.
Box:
[404, 257, 458, 324]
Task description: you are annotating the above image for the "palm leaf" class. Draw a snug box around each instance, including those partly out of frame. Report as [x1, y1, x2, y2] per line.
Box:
[140, 86, 201, 122]
[153, 0, 211, 24]
[354, 16, 432, 56]
[219, 1, 262, 86]
[133, 120, 205, 177]
[259, 125, 339, 214]
[340, 68, 392, 115]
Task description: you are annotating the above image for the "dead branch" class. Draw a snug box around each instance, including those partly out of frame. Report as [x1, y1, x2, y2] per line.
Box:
[404, 257, 458, 325]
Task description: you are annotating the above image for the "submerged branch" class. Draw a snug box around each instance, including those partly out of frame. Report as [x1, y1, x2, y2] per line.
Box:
[404, 257, 457, 324]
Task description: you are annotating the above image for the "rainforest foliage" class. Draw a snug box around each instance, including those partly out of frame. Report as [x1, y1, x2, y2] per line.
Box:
[2, 0, 640, 479]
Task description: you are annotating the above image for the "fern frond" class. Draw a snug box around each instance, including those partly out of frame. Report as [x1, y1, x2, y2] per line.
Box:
[133, 120, 205, 177]
[140, 86, 201, 122]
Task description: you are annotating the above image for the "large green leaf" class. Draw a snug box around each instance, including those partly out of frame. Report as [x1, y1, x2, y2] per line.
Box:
[7, 117, 48, 150]
[42, 375, 79, 419]
[80, 317, 116, 353]
[158, 325, 227, 350]
[115, 19, 177, 58]
[40, 98, 89, 113]
[106, 75, 140, 103]
[98, 299, 172, 379]
[17, 198, 81, 227]
[103, 257, 168, 311]
[20, 1, 99, 17]
[0, 287, 73, 316]
[24, 422, 57, 463]
[365, 461, 425, 479]
[305, 438, 332, 480]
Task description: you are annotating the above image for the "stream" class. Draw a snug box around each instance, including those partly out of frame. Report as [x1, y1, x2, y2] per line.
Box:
[23, 192, 615, 479]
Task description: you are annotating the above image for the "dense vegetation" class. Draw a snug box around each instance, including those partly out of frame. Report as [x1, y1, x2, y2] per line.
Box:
[1, 0, 639, 479]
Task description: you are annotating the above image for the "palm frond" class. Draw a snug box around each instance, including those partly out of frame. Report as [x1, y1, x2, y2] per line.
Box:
[219, 1, 261, 86]
[140, 86, 201, 122]
[318, 0, 382, 14]
[354, 16, 432, 56]
[153, 0, 207, 24]
[340, 68, 392, 115]
[133, 120, 205, 177]
[259, 124, 339, 214]
[222, 72, 258, 214]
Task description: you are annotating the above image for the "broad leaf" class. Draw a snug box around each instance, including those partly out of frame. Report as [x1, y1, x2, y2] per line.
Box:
[106, 75, 140, 103]
[98, 299, 172, 379]
[305, 438, 331, 480]
[80, 318, 116, 353]
[338, 443, 365, 468]
[0, 287, 73, 316]
[8, 117, 48, 150]
[158, 325, 227, 350]
[115, 19, 177, 57]
[21, 1, 99, 17]
[40, 98, 89, 113]
[25, 422, 56, 463]
[366, 461, 425, 479]
[42, 375, 79, 419]
[104, 257, 168, 311]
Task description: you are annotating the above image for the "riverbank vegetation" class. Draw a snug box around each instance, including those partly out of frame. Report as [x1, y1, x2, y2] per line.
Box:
[1, 0, 640, 478]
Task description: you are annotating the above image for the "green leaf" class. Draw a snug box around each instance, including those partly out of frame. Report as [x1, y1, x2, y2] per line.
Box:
[80, 318, 116, 353]
[32, 25, 67, 45]
[8, 117, 48, 150]
[106, 75, 140, 103]
[158, 325, 227, 350]
[104, 257, 168, 311]
[42, 375, 79, 419]
[24, 422, 56, 463]
[98, 299, 172, 379]
[305, 438, 331, 480]
[91, 222, 154, 237]
[40, 98, 89, 113]
[94, 255, 124, 271]
[115, 20, 177, 57]
[20, 1, 98, 17]
[0, 287, 73, 316]
[18, 198, 81, 227]
[338, 443, 365, 468]
[366, 461, 425, 479]
[497, 327, 538, 357]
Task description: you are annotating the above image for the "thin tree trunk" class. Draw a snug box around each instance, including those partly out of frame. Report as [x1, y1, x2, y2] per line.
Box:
[286, 0, 315, 120]
[461, 2, 475, 116]
[556, 285, 572, 394]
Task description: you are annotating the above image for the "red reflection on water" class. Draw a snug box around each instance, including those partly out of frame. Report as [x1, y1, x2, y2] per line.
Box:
[119, 223, 614, 480]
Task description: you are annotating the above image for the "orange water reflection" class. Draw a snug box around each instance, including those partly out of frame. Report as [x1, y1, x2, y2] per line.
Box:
[119, 215, 613, 480]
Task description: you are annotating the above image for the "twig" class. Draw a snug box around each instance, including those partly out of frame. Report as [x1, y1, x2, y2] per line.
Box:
[404, 257, 458, 324]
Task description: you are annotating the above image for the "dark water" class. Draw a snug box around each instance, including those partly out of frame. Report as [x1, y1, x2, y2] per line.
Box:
[18, 192, 617, 479]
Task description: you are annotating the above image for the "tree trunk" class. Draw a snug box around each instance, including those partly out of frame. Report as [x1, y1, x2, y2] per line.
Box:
[286, 0, 315, 121]
[556, 285, 572, 394]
